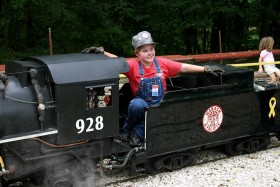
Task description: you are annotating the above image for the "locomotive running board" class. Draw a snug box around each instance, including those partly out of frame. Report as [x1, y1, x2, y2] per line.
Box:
[0, 129, 58, 144]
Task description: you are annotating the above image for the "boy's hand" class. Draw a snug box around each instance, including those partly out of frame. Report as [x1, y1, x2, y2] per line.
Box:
[204, 65, 225, 77]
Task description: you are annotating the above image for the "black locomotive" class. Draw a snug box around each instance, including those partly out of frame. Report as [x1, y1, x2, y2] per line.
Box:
[0, 53, 279, 186]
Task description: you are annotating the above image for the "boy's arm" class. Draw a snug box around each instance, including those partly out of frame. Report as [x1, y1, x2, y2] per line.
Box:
[104, 51, 118, 58]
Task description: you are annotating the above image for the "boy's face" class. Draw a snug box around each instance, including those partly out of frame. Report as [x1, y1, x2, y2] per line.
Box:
[135, 44, 155, 64]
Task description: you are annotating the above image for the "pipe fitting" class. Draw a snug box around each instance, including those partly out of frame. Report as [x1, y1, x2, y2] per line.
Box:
[0, 73, 8, 85]
[101, 147, 144, 170]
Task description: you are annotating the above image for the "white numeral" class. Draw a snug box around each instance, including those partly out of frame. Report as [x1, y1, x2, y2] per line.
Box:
[75, 116, 104, 134]
[95, 116, 104, 130]
[86, 118, 94, 132]
[76, 119, 85, 134]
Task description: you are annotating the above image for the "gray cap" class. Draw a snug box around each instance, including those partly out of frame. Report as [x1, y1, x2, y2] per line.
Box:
[132, 31, 156, 50]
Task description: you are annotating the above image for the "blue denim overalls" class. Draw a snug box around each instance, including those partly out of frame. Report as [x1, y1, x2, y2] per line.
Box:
[123, 59, 164, 139]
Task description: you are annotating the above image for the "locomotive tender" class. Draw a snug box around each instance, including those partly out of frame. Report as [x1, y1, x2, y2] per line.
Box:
[0, 52, 279, 186]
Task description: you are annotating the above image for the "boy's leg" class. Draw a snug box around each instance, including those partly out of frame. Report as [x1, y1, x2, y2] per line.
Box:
[122, 97, 148, 138]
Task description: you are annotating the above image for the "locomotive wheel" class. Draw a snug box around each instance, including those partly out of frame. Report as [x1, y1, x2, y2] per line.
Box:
[242, 135, 270, 153]
[42, 158, 95, 187]
[30, 170, 46, 186]
[184, 149, 198, 166]
[146, 157, 163, 174]
[146, 149, 198, 173]
[226, 140, 242, 156]
[43, 170, 75, 187]
[226, 134, 270, 156]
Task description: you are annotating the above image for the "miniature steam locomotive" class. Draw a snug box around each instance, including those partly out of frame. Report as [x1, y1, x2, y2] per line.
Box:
[0, 53, 279, 186]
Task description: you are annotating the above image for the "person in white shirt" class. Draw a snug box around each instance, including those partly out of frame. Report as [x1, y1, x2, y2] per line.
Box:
[258, 36, 280, 84]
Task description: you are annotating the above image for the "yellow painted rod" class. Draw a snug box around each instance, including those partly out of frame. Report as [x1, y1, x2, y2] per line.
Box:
[229, 61, 280, 67]
[119, 74, 126, 78]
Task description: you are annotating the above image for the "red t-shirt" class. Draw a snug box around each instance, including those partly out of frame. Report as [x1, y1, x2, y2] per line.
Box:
[123, 57, 182, 96]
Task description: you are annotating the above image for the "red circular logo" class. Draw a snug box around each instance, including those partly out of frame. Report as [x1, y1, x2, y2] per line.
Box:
[202, 105, 223, 132]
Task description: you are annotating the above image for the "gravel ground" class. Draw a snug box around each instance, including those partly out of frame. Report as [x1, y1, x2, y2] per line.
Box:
[110, 137, 280, 187]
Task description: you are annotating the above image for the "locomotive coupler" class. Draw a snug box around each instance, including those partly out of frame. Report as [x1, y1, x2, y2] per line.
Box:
[100, 147, 144, 170]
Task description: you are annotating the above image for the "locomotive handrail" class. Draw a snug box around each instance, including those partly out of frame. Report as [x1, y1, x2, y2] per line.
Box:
[229, 61, 279, 79]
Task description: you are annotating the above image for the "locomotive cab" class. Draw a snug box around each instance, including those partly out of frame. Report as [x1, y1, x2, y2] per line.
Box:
[21, 53, 129, 145]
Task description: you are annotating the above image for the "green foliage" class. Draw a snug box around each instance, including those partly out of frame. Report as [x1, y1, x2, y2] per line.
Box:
[0, 0, 279, 64]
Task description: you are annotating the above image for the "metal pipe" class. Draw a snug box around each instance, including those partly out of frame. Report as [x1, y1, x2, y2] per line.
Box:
[29, 69, 45, 130]
[229, 61, 280, 67]
[102, 147, 144, 170]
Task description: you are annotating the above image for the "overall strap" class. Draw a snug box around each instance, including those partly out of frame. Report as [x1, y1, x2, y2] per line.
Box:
[138, 58, 161, 76]
[154, 58, 161, 73]
[138, 61, 144, 76]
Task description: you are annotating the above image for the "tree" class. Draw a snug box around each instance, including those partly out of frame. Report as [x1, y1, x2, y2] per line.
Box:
[0, 0, 279, 64]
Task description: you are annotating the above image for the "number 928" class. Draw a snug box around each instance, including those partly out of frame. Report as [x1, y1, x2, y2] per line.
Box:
[75, 116, 104, 134]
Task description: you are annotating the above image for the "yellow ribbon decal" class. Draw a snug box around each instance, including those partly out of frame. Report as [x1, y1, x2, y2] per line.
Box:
[269, 97, 276, 118]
